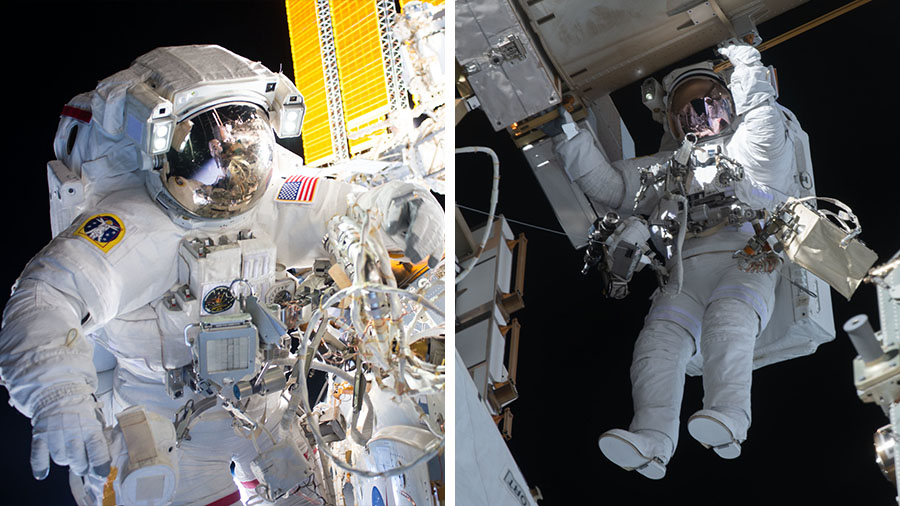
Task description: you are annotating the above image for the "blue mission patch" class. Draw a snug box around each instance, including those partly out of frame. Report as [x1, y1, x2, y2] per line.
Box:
[75, 214, 126, 252]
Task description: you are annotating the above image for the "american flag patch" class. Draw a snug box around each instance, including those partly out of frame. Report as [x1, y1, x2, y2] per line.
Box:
[276, 175, 319, 203]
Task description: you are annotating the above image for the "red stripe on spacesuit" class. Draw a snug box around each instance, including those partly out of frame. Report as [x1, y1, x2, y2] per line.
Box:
[61, 105, 92, 123]
[240, 479, 260, 489]
[302, 177, 318, 201]
[204, 490, 242, 506]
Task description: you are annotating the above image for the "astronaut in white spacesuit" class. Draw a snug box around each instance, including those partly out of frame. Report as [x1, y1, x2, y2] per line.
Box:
[555, 44, 799, 479]
[0, 45, 443, 505]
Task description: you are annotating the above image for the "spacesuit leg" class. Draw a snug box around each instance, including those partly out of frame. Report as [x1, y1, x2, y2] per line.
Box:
[700, 298, 759, 432]
[687, 259, 778, 459]
[687, 297, 759, 459]
[599, 256, 710, 480]
[628, 318, 696, 452]
[598, 316, 696, 479]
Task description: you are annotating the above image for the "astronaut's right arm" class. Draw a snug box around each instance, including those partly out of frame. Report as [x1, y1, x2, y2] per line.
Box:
[0, 268, 99, 419]
[719, 44, 795, 211]
[554, 129, 642, 213]
[0, 214, 148, 479]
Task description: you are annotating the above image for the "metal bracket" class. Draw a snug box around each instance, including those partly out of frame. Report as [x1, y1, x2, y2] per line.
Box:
[184, 238, 210, 259]
[165, 364, 192, 399]
[163, 291, 182, 312]
[174, 396, 218, 444]
[488, 34, 526, 65]
[462, 60, 481, 76]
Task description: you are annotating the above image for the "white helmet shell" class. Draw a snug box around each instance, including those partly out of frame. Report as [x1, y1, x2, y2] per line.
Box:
[88, 45, 304, 222]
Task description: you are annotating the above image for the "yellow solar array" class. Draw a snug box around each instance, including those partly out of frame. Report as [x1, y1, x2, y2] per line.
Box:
[285, 1, 445, 166]
[285, 0, 334, 165]
[286, 0, 403, 166]
[330, 0, 390, 156]
[400, 0, 444, 6]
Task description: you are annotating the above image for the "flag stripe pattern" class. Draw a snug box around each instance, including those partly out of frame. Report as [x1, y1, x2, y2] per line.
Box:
[276, 175, 319, 203]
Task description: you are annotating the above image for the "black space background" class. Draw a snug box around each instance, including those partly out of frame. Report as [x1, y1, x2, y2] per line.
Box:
[0, 0, 897, 505]
[456, 0, 899, 505]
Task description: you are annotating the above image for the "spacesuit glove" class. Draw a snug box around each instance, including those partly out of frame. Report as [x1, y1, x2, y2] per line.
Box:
[718, 44, 774, 116]
[717, 44, 761, 68]
[356, 180, 444, 267]
[384, 183, 444, 268]
[30, 390, 110, 480]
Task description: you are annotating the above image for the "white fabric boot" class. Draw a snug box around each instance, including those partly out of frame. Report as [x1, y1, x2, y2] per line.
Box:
[687, 409, 744, 459]
[598, 429, 672, 480]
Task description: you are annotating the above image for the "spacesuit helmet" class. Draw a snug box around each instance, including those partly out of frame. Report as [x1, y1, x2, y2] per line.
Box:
[90, 45, 305, 222]
[161, 102, 275, 219]
[664, 65, 734, 142]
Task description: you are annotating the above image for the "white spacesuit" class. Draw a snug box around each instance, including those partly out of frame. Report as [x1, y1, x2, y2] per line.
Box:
[555, 45, 799, 479]
[0, 45, 443, 505]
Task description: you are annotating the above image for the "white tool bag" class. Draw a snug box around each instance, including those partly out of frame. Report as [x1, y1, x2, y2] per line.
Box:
[777, 196, 878, 300]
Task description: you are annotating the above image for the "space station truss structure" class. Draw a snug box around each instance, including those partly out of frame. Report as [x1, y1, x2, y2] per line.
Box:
[376, 0, 408, 114]
[456, 214, 538, 505]
[845, 251, 900, 501]
[285, 0, 446, 194]
[273, 4, 450, 505]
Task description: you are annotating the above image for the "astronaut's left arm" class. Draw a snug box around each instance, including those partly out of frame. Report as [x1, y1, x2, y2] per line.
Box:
[270, 177, 443, 269]
[349, 179, 444, 267]
[721, 45, 797, 211]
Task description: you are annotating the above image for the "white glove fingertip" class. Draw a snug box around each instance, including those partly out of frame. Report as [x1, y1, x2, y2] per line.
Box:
[85, 431, 112, 477]
[407, 215, 437, 264]
[405, 235, 425, 264]
[65, 435, 90, 476]
[93, 461, 112, 478]
[30, 436, 50, 480]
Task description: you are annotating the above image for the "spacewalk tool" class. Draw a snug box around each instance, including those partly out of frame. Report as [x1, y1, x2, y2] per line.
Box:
[735, 196, 878, 299]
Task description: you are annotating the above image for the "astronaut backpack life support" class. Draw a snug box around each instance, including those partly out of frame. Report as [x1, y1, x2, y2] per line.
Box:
[47, 92, 134, 401]
[687, 105, 838, 375]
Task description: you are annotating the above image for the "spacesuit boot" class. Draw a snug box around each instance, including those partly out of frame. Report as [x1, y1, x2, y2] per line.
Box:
[598, 429, 672, 480]
[687, 409, 744, 459]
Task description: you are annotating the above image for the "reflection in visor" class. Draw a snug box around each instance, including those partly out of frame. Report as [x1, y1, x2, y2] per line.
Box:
[667, 76, 734, 141]
[677, 96, 731, 138]
[162, 104, 275, 219]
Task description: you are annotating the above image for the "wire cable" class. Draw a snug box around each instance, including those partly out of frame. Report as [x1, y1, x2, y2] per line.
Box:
[455, 147, 499, 283]
[456, 204, 571, 238]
